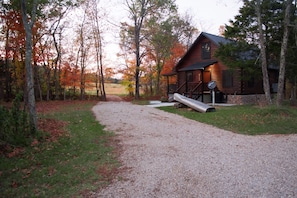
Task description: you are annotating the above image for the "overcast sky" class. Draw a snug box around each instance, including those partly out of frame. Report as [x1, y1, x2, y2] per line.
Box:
[67, 0, 243, 72]
[175, 0, 243, 34]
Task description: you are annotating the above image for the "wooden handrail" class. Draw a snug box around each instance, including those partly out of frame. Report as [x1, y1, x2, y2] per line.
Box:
[192, 81, 203, 93]
[189, 81, 202, 98]
[175, 81, 186, 92]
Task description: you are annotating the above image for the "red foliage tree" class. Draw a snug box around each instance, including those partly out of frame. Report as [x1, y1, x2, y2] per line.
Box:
[161, 42, 186, 84]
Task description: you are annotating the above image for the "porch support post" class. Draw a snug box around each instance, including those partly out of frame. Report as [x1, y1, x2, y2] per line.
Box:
[201, 69, 204, 102]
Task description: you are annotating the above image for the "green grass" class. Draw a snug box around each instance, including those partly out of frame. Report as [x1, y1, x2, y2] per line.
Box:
[158, 105, 297, 135]
[0, 102, 119, 197]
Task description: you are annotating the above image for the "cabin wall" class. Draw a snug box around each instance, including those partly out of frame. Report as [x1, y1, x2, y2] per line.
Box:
[178, 37, 217, 70]
[241, 79, 264, 94]
[176, 37, 219, 93]
[174, 34, 278, 97]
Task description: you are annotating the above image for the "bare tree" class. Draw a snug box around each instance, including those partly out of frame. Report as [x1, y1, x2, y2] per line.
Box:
[89, 0, 106, 100]
[125, 0, 150, 99]
[76, 9, 92, 100]
[276, 0, 293, 107]
[123, 0, 177, 99]
[21, 0, 38, 131]
[255, 0, 272, 105]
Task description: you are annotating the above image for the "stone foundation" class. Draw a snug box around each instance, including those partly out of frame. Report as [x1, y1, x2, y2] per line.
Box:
[227, 94, 267, 105]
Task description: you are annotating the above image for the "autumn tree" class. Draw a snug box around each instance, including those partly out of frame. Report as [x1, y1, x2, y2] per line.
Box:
[0, 0, 82, 131]
[121, 0, 197, 98]
[105, 67, 116, 82]
[144, 13, 197, 95]
[118, 59, 138, 96]
[161, 42, 187, 77]
[76, 15, 89, 100]
[121, 0, 177, 99]
[87, 0, 106, 100]
[0, 5, 27, 101]
[59, 60, 82, 99]
[20, 0, 38, 132]
[39, 1, 81, 100]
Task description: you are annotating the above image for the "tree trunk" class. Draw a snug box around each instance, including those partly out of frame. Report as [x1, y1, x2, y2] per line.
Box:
[290, 77, 296, 105]
[99, 45, 106, 101]
[135, 26, 141, 99]
[90, 2, 106, 101]
[256, 0, 272, 105]
[34, 65, 43, 101]
[21, 0, 38, 132]
[276, 0, 292, 107]
[45, 67, 51, 101]
[52, 32, 61, 100]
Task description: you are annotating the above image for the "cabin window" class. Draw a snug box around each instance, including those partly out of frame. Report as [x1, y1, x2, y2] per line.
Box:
[186, 72, 193, 82]
[248, 77, 254, 88]
[201, 42, 211, 59]
[222, 70, 233, 88]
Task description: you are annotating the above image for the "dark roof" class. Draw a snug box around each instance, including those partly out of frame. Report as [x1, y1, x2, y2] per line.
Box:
[201, 32, 232, 46]
[174, 32, 232, 70]
[162, 32, 233, 76]
[179, 60, 217, 71]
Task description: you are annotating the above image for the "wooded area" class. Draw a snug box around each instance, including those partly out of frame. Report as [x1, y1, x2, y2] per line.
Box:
[0, 0, 107, 103]
[1, 0, 297, 134]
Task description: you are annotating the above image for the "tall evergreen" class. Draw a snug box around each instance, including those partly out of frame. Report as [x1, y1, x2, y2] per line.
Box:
[216, 0, 297, 105]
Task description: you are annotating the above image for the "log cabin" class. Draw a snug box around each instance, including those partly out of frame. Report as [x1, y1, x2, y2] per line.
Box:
[163, 32, 279, 103]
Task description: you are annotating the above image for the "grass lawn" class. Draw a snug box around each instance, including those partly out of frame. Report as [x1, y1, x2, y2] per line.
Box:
[158, 105, 297, 135]
[0, 101, 119, 197]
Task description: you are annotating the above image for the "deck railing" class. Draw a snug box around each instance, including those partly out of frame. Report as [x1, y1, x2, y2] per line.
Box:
[175, 82, 186, 93]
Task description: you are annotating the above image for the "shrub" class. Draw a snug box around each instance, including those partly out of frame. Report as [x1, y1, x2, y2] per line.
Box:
[0, 94, 31, 147]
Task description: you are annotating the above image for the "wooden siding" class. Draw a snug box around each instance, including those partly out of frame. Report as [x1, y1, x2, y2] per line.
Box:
[171, 32, 279, 97]
[177, 37, 217, 71]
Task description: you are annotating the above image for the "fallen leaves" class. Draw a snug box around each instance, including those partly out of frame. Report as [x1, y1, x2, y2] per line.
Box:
[7, 147, 25, 158]
[48, 166, 57, 177]
[38, 118, 68, 142]
[11, 180, 18, 188]
[21, 169, 31, 179]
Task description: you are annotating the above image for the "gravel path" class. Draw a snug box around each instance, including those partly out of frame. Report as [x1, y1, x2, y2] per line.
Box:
[91, 101, 297, 198]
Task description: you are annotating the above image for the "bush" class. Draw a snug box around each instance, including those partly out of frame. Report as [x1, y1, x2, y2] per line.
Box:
[0, 94, 31, 147]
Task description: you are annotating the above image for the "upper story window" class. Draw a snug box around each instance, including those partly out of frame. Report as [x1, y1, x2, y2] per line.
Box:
[201, 42, 211, 59]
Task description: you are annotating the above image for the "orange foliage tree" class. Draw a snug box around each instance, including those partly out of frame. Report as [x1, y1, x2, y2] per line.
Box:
[161, 42, 187, 84]
[118, 59, 137, 96]
[60, 61, 81, 97]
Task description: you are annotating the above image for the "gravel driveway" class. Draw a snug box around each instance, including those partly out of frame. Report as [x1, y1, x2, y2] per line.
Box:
[91, 101, 297, 198]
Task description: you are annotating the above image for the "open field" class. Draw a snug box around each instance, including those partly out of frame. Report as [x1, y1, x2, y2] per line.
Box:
[85, 83, 128, 95]
[159, 105, 297, 135]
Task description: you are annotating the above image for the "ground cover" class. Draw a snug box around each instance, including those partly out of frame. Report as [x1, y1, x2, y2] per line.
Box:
[85, 83, 128, 95]
[158, 105, 297, 135]
[0, 100, 119, 197]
